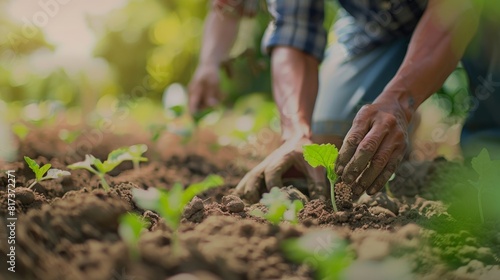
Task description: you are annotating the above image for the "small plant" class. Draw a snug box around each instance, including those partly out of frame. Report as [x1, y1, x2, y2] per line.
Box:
[132, 175, 224, 254]
[12, 123, 30, 140]
[469, 148, 500, 223]
[118, 213, 149, 259]
[385, 173, 396, 197]
[68, 145, 147, 191]
[58, 129, 81, 144]
[24, 156, 71, 189]
[125, 144, 148, 170]
[282, 229, 353, 280]
[251, 187, 304, 225]
[303, 143, 339, 211]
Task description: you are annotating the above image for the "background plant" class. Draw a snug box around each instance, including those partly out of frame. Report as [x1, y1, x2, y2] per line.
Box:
[132, 174, 224, 254]
[68, 145, 148, 191]
[118, 212, 150, 260]
[282, 229, 353, 280]
[251, 187, 304, 225]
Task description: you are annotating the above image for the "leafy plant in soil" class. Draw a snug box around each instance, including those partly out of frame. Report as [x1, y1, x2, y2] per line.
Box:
[251, 187, 304, 225]
[282, 229, 353, 280]
[303, 143, 339, 211]
[468, 148, 500, 223]
[132, 174, 224, 254]
[68, 145, 148, 191]
[118, 213, 150, 259]
[24, 156, 70, 189]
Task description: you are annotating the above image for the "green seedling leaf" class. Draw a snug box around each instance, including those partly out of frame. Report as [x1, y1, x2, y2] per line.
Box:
[68, 155, 99, 174]
[24, 156, 70, 189]
[118, 213, 149, 259]
[44, 169, 71, 180]
[469, 148, 500, 223]
[58, 129, 80, 144]
[252, 187, 304, 225]
[193, 107, 215, 125]
[132, 175, 224, 256]
[12, 123, 30, 140]
[303, 144, 339, 211]
[282, 229, 353, 280]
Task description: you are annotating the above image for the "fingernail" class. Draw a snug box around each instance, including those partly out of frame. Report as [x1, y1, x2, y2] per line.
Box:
[336, 165, 344, 174]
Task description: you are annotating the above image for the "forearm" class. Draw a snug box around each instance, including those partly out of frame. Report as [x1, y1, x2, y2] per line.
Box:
[199, 7, 240, 66]
[378, 0, 483, 121]
[271, 47, 320, 141]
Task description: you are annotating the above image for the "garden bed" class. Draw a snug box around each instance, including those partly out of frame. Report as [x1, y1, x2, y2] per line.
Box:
[1, 126, 499, 280]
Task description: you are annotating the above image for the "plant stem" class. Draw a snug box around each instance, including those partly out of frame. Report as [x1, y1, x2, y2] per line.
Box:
[133, 160, 140, 171]
[478, 190, 484, 223]
[99, 175, 111, 191]
[28, 180, 37, 189]
[329, 179, 338, 212]
[171, 231, 181, 257]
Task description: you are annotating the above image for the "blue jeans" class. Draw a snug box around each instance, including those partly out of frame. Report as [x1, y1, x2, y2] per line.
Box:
[312, 17, 500, 159]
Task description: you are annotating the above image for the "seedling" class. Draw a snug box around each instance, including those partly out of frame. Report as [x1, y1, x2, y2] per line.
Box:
[125, 144, 148, 170]
[24, 156, 71, 189]
[58, 129, 81, 144]
[118, 213, 149, 260]
[132, 174, 224, 254]
[469, 148, 500, 223]
[68, 145, 147, 191]
[12, 123, 29, 140]
[385, 173, 396, 197]
[282, 229, 353, 280]
[303, 144, 339, 211]
[251, 187, 304, 225]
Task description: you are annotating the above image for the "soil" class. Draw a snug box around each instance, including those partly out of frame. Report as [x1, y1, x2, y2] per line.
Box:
[0, 126, 499, 280]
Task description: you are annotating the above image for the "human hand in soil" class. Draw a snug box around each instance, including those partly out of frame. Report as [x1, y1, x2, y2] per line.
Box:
[235, 136, 328, 203]
[335, 99, 412, 197]
[188, 63, 222, 114]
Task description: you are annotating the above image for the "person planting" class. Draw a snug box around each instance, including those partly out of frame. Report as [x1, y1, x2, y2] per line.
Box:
[189, 0, 500, 202]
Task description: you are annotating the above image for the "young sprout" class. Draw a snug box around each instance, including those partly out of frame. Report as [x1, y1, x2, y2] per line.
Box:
[12, 123, 30, 140]
[58, 129, 81, 144]
[126, 144, 148, 170]
[24, 156, 71, 189]
[67, 145, 147, 191]
[118, 213, 149, 260]
[251, 187, 304, 225]
[132, 174, 224, 254]
[385, 173, 396, 197]
[303, 143, 339, 211]
[282, 229, 353, 280]
[469, 148, 500, 223]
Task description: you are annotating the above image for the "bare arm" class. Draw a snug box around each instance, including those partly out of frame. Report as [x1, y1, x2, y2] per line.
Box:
[337, 0, 484, 195]
[188, 2, 241, 113]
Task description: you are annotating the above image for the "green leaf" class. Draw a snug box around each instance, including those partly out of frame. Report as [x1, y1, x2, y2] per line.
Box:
[68, 155, 98, 173]
[282, 230, 352, 280]
[37, 164, 52, 181]
[183, 175, 224, 204]
[303, 143, 339, 181]
[24, 156, 40, 176]
[119, 213, 147, 242]
[42, 169, 71, 180]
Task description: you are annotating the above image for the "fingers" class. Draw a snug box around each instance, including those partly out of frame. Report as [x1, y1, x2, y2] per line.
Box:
[341, 120, 391, 184]
[188, 82, 202, 114]
[335, 107, 372, 176]
[235, 171, 265, 203]
[336, 104, 409, 196]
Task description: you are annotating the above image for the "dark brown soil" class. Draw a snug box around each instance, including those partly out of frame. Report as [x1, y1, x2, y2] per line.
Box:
[0, 126, 499, 280]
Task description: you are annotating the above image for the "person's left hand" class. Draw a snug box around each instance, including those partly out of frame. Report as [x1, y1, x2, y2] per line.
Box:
[335, 99, 412, 197]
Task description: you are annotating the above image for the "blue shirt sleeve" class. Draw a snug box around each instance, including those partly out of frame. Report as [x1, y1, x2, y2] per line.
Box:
[262, 0, 327, 61]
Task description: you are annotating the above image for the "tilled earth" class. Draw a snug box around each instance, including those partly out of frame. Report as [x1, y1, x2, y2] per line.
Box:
[0, 127, 499, 280]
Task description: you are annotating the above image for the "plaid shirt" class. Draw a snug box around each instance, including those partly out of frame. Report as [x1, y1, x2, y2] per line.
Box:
[214, 0, 428, 60]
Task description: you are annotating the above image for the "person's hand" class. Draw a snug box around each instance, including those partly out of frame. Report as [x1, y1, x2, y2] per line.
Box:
[235, 136, 328, 203]
[188, 63, 222, 114]
[335, 100, 412, 197]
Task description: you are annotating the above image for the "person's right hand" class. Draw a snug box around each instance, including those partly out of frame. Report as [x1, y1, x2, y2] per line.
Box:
[188, 64, 222, 114]
[234, 136, 328, 203]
